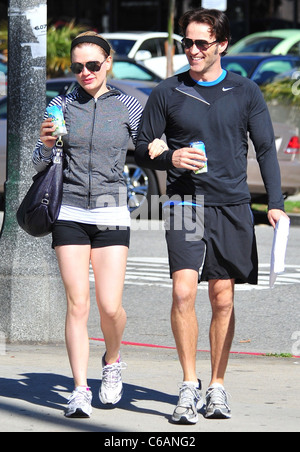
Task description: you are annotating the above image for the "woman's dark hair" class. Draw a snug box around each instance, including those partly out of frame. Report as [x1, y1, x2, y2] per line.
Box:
[179, 8, 231, 56]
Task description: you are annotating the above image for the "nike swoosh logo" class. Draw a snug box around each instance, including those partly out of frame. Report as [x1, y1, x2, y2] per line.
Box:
[222, 87, 235, 92]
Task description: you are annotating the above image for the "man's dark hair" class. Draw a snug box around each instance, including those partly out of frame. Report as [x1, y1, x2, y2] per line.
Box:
[179, 8, 231, 56]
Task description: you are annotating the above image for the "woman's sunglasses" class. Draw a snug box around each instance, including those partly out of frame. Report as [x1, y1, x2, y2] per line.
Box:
[70, 60, 106, 75]
[181, 38, 219, 51]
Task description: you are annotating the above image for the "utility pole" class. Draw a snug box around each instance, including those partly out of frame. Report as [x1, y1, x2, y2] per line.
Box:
[166, 0, 176, 78]
[0, 0, 66, 343]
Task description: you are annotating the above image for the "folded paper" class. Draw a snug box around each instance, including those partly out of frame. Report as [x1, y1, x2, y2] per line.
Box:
[269, 216, 290, 289]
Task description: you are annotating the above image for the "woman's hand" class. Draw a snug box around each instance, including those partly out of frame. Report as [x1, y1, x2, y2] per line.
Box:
[148, 139, 169, 159]
[40, 118, 57, 149]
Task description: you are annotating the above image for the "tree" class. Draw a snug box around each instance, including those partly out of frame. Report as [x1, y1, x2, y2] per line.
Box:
[47, 21, 85, 78]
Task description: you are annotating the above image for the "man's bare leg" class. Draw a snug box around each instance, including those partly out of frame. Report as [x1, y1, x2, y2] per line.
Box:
[208, 279, 235, 386]
[205, 278, 235, 419]
[171, 269, 200, 383]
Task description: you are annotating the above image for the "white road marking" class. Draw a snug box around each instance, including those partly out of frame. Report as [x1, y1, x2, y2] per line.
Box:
[89, 259, 300, 291]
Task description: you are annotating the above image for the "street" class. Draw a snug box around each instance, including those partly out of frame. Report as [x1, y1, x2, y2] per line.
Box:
[1, 212, 300, 355]
[87, 218, 300, 358]
[0, 213, 300, 432]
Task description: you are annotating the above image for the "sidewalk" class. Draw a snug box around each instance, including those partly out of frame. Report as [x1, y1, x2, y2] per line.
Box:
[0, 342, 299, 432]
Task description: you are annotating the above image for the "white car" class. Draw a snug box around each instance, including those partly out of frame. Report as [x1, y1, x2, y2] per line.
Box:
[102, 32, 187, 79]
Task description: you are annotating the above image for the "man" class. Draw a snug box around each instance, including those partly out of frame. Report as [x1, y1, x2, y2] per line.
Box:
[135, 8, 288, 424]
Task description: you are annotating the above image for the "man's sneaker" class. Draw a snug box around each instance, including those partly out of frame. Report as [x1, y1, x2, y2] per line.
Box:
[99, 354, 127, 405]
[172, 380, 203, 424]
[65, 386, 93, 418]
[205, 385, 231, 419]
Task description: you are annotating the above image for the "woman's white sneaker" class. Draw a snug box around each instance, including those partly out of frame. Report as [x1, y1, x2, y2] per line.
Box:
[99, 355, 127, 405]
[65, 386, 93, 418]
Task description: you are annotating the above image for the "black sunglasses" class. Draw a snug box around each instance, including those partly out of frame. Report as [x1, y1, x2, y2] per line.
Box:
[70, 60, 106, 75]
[182, 38, 219, 51]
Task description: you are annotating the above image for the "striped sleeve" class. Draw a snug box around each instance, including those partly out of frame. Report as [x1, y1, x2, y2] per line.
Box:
[117, 94, 143, 146]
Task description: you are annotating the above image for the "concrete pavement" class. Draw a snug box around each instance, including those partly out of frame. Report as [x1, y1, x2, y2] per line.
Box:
[0, 210, 299, 432]
[0, 342, 299, 432]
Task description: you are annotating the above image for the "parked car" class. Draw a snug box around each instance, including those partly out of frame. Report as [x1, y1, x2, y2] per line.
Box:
[271, 67, 300, 83]
[102, 32, 187, 79]
[177, 54, 300, 86]
[1, 78, 300, 213]
[109, 55, 162, 84]
[222, 54, 300, 85]
[228, 30, 300, 56]
[248, 123, 300, 204]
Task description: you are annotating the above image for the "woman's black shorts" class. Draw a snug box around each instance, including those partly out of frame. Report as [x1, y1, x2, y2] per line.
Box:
[52, 220, 130, 249]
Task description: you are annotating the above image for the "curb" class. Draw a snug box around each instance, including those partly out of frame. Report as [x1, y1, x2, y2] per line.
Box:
[289, 213, 300, 227]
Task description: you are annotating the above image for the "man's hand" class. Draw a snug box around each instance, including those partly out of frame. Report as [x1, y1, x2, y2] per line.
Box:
[268, 209, 290, 229]
[172, 147, 207, 171]
[148, 140, 207, 172]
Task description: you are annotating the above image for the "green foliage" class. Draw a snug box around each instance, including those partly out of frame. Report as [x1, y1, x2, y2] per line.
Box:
[261, 78, 300, 108]
[1, 20, 86, 78]
[0, 20, 8, 53]
[47, 21, 86, 78]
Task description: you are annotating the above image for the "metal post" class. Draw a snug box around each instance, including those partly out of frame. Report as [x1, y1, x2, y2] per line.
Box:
[0, 0, 66, 343]
[166, 0, 175, 78]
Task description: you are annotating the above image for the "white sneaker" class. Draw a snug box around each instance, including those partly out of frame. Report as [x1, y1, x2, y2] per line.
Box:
[172, 380, 203, 424]
[205, 385, 231, 419]
[65, 386, 93, 418]
[99, 354, 127, 405]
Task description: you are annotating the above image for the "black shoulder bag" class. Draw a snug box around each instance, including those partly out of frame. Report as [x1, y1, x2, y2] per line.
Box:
[16, 97, 66, 238]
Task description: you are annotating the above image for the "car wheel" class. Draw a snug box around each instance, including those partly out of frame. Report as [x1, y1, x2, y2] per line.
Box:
[124, 156, 159, 218]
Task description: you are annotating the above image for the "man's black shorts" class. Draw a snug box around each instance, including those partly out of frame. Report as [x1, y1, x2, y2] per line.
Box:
[164, 203, 258, 285]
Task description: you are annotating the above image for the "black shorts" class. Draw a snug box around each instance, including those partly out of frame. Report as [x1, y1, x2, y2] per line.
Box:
[52, 220, 130, 249]
[164, 203, 258, 285]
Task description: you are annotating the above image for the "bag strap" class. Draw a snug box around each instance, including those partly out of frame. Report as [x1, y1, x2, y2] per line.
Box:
[55, 95, 66, 150]
[61, 95, 67, 116]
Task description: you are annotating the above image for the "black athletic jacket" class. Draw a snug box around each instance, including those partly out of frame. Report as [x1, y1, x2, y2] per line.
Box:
[135, 71, 284, 211]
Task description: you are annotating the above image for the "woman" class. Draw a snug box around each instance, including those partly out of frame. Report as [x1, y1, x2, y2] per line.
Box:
[33, 32, 143, 418]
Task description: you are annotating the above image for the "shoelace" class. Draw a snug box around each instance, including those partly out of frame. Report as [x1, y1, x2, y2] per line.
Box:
[206, 387, 230, 409]
[102, 362, 127, 389]
[178, 383, 201, 407]
[68, 387, 91, 405]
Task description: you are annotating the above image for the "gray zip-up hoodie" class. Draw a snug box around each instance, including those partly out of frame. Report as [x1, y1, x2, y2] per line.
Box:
[33, 85, 143, 209]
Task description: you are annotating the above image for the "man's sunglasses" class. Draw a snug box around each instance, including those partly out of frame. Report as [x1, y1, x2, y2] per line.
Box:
[70, 60, 106, 75]
[181, 38, 219, 51]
